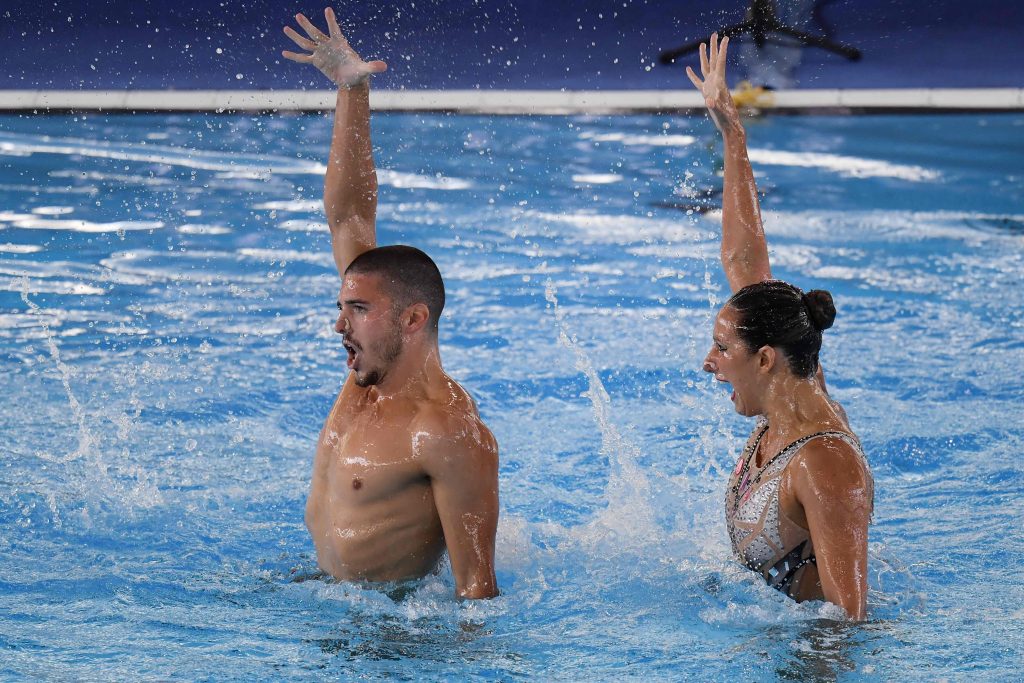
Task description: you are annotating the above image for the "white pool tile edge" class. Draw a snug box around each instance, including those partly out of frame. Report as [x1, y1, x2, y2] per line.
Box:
[0, 88, 1022, 112]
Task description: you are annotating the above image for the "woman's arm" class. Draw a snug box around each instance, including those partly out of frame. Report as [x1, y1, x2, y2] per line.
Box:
[788, 440, 872, 620]
[686, 34, 772, 293]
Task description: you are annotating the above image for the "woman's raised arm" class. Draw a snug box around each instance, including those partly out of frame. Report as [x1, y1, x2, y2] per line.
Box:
[686, 34, 772, 292]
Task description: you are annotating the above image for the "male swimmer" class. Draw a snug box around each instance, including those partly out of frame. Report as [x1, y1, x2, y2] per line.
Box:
[282, 8, 499, 599]
[686, 35, 873, 619]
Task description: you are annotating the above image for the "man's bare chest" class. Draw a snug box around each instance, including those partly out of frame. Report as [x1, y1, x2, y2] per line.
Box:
[317, 403, 426, 502]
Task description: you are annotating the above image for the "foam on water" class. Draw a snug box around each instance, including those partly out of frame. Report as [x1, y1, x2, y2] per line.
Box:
[0, 131, 324, 177]
[570, 173, 624, 184]
[31, 206, 74, 216]
[252, 199, 323, 212]
[276, 219, 328, 232]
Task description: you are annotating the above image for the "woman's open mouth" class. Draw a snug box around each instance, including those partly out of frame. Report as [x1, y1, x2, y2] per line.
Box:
[712, 373, 733, 400]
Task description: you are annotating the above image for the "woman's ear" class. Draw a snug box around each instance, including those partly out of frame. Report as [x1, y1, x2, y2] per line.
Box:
[757, 345, 777, 374]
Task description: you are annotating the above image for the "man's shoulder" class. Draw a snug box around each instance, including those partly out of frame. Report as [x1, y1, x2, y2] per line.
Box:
[417, 376, 484, 425]
[411, 387, 497, 465]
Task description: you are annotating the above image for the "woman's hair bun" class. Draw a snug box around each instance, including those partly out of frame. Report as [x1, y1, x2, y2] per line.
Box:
[803, 289, 836, 331]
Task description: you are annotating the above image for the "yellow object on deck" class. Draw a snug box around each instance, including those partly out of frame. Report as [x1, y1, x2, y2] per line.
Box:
[732, 81, 775, 109]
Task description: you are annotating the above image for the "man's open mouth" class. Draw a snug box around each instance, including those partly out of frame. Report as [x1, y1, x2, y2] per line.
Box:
[343, 340, 359, 368]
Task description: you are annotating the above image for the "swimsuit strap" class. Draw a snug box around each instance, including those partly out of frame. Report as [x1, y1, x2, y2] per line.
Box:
[728, 421, 770, 515]
[731, 428, 856, 517]
[759, 429, 857, 476]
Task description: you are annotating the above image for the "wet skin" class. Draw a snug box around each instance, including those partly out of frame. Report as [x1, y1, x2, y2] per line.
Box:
[703, 305, 872, 614]
[284, 9, 498, 599]
[687, 33, 873, 619]
[304, 273, 499, 596]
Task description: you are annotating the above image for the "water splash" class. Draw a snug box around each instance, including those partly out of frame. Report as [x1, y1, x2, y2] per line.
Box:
[543, 280, 657, 552]
[20, 278, 95, 467]
[18, 278, 163, 527]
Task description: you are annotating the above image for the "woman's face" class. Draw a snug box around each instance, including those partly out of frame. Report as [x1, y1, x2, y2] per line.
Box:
[703, 305, 765, 417]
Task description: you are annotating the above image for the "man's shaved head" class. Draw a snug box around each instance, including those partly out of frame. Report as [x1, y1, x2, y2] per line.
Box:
[345, 245, 445, 333]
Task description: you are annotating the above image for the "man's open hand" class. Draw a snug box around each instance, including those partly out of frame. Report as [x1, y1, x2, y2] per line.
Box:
[282, 8, 387, 89]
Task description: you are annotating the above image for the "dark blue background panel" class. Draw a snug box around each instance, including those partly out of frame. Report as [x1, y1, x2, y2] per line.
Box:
[1, 0, 1022, 90]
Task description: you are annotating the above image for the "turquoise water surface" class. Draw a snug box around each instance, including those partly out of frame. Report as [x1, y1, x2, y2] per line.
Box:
[1, 112, 1022, 680]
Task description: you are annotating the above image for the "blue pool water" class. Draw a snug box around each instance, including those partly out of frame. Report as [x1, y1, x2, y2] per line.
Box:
[1, 112, 1022, 680]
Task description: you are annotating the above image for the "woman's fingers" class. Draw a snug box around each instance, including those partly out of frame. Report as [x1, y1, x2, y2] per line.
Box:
[365, 60, 388, 74]
[699, 42, 710, 76]
[717, 35, 730, 72]
[685, 65, 704, 90]
[710, 32, 718, 64]
[284, 25, 316, 51]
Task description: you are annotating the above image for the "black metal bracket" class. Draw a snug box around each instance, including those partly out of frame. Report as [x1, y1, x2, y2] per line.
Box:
[658, 0, 861, 66]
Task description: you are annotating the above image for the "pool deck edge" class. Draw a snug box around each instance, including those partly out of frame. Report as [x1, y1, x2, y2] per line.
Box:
[0, 88, 1022, 113]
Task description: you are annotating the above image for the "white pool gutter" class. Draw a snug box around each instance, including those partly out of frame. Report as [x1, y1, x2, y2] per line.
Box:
[1, 89, 1022, 113]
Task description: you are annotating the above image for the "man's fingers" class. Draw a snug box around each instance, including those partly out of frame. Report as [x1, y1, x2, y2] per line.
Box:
[284, 25, 316, 51]
[325, 7, 347, 44]
[699, 42, 710, 76]
[685, 66, 704, 91]
[366, 60, 388, 74]
[295, 13, 328, 42]
[281, 50, 313, 63]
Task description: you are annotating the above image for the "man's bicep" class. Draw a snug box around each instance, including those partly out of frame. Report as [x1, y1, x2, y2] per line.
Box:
[426, 433, 499, 598]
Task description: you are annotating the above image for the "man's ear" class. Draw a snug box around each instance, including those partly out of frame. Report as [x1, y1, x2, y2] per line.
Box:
[757, 345, 777, 374]
[402, 303, 431, 335]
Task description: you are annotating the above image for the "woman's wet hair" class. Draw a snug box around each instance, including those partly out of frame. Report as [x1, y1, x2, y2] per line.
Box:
[727, 280, 836, 377]
[346, 245, 445, 333]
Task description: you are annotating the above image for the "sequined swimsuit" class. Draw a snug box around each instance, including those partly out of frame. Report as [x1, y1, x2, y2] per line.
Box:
[724, 419, 870, 598]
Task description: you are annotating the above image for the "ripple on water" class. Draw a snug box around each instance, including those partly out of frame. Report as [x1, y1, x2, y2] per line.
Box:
[747, 148, 941, 181]
[176, 223, 232, 235]
[1, 113, 1022, 679]
[0, 243, 43, 253]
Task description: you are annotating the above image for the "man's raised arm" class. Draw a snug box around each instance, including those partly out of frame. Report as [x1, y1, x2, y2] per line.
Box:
[282, 8, 387, 277]
[686, 34, 772, 293]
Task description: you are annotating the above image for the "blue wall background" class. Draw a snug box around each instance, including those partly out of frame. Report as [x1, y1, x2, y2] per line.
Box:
[1, 0, 1022, 90]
